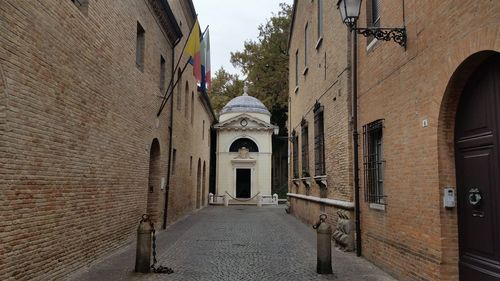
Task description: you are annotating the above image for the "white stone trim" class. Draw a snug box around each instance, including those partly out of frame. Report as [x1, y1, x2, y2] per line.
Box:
[287, 193, 354, 209]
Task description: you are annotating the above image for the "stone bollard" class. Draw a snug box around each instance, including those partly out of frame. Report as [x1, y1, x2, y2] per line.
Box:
[257, 195, 263, 207]
[224, 194, 229, 206]
[135, 214, 153, 273]
[313, 214, 333, 274]
[209, 193, 214, 204]
[273, 193, 278, 205]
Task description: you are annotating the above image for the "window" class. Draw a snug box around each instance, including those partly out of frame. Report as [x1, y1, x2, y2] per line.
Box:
[177, 69, 182, 110]
[370, 0, 381, 27]
[71, 0, 88, 15]
[292, 131, 299, 178]
[363, 120, 384, 204]
[172, 149, 177, 175]
[159, 56, 165, 92]
[301, 119, 309, 176]
[185, 82, 189, 118]
[202, 120, 205, 140]
[317, 0, 323, 41]
[191, 92, 194, 125]
[295, 50, 299, 88]
[314, 103, 325, 175]
[136, 22, 145, 71]
[304, 23, 308, 70]
[190, 156, 193, 175]
[229, 138, 259, 152]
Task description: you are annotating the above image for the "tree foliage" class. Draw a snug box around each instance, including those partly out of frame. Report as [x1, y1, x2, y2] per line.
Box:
[209, 67, 244, 116]
[209, 3, 292, 135]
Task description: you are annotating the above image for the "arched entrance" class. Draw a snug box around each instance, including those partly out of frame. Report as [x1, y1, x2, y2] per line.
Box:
[147, 139, 161, 223]
[202, 161, 206, 206]
[196, 158, 201, 209]
[454, 54, 500, 280]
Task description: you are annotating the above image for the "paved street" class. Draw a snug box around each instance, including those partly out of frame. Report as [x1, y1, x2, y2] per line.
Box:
[69, 206, 396, 281]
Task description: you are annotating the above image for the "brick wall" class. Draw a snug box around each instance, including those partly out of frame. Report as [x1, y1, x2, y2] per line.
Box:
[166, 0, 213, 224]
[287, 0, 354, 233]
[0, 1, 213, 280]
[356, 1, 500, 280]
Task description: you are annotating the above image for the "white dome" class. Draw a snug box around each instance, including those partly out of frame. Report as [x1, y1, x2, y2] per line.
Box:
[220, 87, 270, 116]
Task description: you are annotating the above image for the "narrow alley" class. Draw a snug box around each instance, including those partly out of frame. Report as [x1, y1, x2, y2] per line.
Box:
[69, 206, 395, 281]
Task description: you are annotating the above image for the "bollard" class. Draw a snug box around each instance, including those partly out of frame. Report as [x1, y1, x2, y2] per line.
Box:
[257, 195, 263, 207]
[313, 214, 333, 274]
[135, 214, 153, 273]
[224, 194, 229, 206]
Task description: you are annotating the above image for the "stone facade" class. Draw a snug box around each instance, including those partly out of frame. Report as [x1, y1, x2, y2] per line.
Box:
[214, 91, 278, 199]
[356, 1, 500, 280]
[287, 0, 354, 240]
[0, 1, 214, 280]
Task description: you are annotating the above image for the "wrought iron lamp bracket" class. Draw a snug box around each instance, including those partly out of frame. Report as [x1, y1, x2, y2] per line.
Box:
[351, 27, 407, 48]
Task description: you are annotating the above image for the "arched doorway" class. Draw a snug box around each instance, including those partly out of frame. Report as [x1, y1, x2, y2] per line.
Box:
[202, 161, 206, 206]
[196, 158, 201, 209]
[454, 54, 500, 280]
[147, 139, 161, 223]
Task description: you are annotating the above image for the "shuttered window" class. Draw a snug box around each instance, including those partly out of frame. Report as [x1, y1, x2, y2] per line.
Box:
[314, 103, 325, 176]
[292, 131, 299, 178]
[301, 120, 309, 176]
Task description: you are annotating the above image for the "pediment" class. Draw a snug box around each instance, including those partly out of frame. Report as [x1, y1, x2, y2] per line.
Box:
[214, 113, 278, 132]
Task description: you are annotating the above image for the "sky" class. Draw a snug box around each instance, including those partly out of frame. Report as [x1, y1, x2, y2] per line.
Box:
[192, 0, 293, 78]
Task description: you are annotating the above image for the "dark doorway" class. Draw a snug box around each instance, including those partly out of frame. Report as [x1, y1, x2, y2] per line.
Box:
[455, 54, 500, 281]
[147, 139, 161, 224]
[236, 169, 251, 198]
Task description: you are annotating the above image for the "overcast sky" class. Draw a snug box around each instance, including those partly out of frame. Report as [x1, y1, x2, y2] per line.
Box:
[192, 0, 293, 78]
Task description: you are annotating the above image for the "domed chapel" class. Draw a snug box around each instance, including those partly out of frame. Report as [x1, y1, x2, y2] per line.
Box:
[213, 86, 278, 200]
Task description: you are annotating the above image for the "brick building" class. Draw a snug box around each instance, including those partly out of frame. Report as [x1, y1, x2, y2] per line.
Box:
[355, 1, 499, 280]
[0, 1, 214, 280]
[287, 0, 355, 251]
[289, 0, 500, 280]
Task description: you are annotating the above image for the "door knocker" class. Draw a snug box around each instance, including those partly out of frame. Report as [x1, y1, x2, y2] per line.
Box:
[468, 188, 482, 207]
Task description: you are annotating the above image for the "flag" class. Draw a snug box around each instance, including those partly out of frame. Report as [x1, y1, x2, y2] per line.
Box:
[200, 27, 211, 93]
[185, 19, 201, 81]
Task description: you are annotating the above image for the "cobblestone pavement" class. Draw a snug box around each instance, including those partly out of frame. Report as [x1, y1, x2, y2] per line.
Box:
[69, 206, 397, 281]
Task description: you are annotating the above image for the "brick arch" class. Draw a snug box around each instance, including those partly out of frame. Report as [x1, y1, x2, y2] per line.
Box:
[437, 50, 500, 280]
[196, 158, 201, 209]
[147, 138, 161, 224]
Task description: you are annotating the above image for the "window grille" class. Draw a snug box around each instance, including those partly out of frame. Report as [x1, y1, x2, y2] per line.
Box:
[292, 131, 299, 178]
[301, 119, 309, 176]
[371, 0, 381, 27]
[314, 103, 325, 176]
[363, 119, 385, 204]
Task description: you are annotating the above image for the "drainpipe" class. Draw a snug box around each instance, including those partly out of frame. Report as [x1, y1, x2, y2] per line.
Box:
[163, 38, 179, 229]
[351, 22, 362, 257]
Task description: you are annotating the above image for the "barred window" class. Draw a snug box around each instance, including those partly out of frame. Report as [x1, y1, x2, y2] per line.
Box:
[314, 103, 325, 175]
[367, 0, 380, 27]
[292, 131, 299, 178]
[301, 119, 309, 176]
[363, 119, 385, 204]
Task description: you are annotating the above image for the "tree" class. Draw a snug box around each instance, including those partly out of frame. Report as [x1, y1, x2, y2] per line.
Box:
[230, 3, 292, 135]
[209, 67, 244, 115]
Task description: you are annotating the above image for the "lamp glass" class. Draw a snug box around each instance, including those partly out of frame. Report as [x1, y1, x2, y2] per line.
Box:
[338, 0, 361, 24]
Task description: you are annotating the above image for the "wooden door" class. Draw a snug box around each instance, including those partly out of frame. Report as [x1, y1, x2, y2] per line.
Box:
[455, 55, 500, 281]
[236, 169, 251, 198]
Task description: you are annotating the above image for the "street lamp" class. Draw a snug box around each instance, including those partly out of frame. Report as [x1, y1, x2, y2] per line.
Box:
[337, 0, 406, 47]
[336, 0, 407, 259]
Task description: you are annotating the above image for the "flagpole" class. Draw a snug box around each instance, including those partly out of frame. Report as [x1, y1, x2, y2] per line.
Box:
[157, 16, 199, 117]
